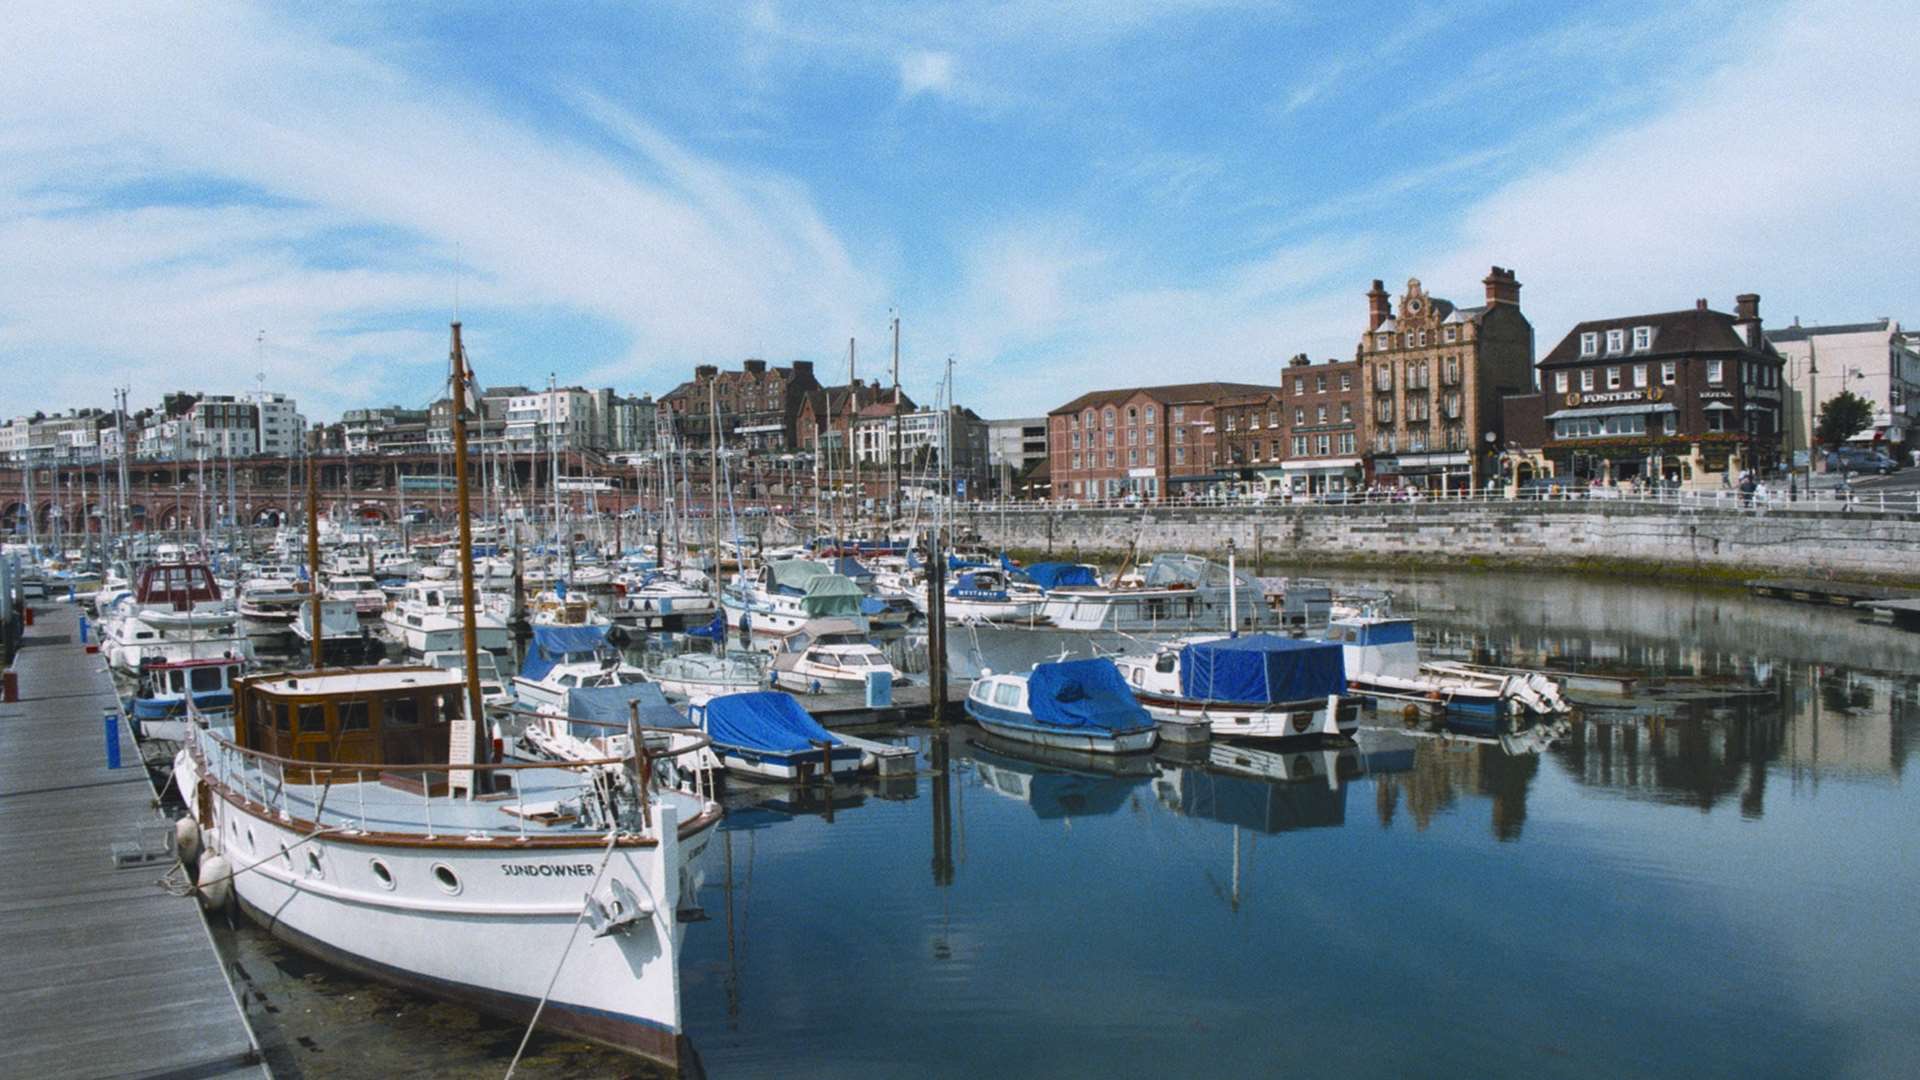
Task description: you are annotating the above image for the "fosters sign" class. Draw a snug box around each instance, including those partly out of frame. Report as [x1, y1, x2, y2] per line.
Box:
[1564, 386, 1665, 408]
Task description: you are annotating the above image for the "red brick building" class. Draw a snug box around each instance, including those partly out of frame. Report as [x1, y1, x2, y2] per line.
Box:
[1047, 382, 1274, 501]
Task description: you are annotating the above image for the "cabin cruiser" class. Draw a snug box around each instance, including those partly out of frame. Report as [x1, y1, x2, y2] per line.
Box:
[643, 650, 769, 704]
[1113, 634, 1359, 740]
[1327, 615, 1570, 730]
[769, 618, 901, 694]
[722, 560, 869, 643]
[382, 581, 510, 654]
[324, 573, 388, 619]
[1037, 554, 1265, 634]
[965, 658, 1158, 754]
[236, 574, 307, 622]
[125, 561, 241, 633]
[612, 570, 720, 627]
[511, 625, 649, 712]
[943, 568, 1044, 623]
[422, 649, 514, 711]
[528, 587, 612, 630]
[128, 655, 244, 741]
[292, 598, 381, 663]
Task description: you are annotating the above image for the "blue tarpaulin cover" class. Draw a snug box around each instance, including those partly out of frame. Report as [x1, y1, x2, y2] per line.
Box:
[1019, 562, 1099, 590]
[1023, 659, 1152, 732]
[566, 682, 692, 737]
[520, 624, 611, 681]
[702, 691, 840, 752]
[686, 611, 727, 642]
[1178, 635, 1346, 703]
[828, 557, 873, 581]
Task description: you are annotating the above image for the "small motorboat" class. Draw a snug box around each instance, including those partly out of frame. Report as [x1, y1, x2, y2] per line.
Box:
[964, 658, 1158, 754]
[510, 624, 649, 712]
[129, 655, 244, 742]
[769, 618, 900, 695]
[291, 598, 382, 663]
[689, 691, 864, 780]
[1113, 633, 1359, 740]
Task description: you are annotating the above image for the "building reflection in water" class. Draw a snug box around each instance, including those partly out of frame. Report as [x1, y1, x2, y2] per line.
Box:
[1369, 732, 1543, 841]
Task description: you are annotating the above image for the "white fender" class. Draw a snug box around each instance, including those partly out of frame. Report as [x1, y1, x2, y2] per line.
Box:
[174, 817, 201, 866]
[197, 851, 233, 911]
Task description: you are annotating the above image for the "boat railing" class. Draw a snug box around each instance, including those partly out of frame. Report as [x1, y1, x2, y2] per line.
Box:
[190, 718, 714, 841]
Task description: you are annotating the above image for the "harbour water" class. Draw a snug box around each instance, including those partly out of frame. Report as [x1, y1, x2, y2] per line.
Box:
[212, 569, 1919, 1078]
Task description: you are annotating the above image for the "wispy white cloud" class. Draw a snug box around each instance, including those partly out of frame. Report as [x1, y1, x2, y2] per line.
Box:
[0, 2, 881, 418]
[899, 50, 958, 99]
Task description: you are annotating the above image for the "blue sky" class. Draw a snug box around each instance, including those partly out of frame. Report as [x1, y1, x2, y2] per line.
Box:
[3, 0, 1915, 422]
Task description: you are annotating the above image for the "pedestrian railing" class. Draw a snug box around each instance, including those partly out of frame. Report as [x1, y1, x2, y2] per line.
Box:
[949, 487, 1920, 518]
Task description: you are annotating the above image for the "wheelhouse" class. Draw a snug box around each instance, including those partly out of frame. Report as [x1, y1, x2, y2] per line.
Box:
[233, 666, 467, 780]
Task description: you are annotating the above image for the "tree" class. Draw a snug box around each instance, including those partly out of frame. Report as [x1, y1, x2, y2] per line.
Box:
[1815, 390, 1874, 449]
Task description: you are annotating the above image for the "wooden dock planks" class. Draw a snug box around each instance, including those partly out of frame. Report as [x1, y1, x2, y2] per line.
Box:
[0, 604, 267, 1080]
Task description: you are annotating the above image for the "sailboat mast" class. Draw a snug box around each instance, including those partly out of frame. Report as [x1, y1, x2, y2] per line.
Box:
[451, 323, 486, 754]
[305, 442, 323, 669]
[890, 315, 902, 528]
[849, 337, 860, 542]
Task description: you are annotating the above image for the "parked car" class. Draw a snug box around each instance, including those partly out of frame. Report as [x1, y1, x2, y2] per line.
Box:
[1827, 448, 1899, 475]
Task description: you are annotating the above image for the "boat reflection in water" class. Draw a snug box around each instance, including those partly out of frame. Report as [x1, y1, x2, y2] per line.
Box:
[963, 730, 1154, 821]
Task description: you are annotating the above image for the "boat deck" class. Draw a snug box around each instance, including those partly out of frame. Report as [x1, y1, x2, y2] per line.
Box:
[0, 604, 267, 1079]
[203, 749, 694, 839]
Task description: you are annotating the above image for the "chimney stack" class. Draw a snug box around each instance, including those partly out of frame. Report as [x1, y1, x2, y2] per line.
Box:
[1733, 293, 1762, 348]
[1482, 266, 1521, 307]
[1366, 279, 1392, 330]
[1695, 299, 1709, 312]
[1287, 353, 1311, 368]
[744, 358, 767, 375]
[694, 364, 719, 380]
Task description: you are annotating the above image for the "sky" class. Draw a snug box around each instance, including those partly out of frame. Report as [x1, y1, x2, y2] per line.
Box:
[3, 0, 1916, 424]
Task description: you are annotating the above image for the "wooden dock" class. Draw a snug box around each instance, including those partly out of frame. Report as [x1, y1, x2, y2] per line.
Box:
[1746, 577, 1920, 607]
[0, 604, 267, 1079]
[795, 679, 973, 728]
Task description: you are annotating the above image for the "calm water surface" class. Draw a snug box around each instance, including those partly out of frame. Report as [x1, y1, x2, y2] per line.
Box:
[217, 571, 1920, 1078]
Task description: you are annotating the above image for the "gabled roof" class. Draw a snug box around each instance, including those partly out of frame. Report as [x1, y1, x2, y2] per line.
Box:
[1049, 382, 1280, 416]
[1540, 306, 1779, 366]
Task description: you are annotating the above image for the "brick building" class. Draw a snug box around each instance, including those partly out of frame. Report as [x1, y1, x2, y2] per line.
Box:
[1047, 382, 1274, 501]
[658, 359, 820, 453]
[1529, 294, 1785, 489]
[1357, 269, 1535, 492]
[1277, 354, 1364, 495]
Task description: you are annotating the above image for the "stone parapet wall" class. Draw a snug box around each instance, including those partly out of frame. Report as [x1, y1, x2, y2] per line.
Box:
[956, 502, 1920, 584]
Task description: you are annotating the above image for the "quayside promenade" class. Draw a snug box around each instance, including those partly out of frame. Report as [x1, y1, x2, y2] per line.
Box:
[956, 491, 1920, 585]
[0, 605, 265, 1080]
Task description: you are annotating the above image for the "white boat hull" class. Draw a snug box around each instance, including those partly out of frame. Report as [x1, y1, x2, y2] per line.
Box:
[970, 714, 1157, 755]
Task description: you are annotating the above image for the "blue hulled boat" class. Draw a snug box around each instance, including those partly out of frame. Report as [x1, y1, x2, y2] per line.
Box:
[964, 658, 1158, 754]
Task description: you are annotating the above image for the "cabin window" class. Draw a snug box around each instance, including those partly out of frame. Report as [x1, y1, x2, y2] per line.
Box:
[387, 697, 420, 727]
[190, 667, 224, 692]
[992, 683, 1021, 707]
[558, 675, 578, 688]
[168, 671, 186, 693]
[1156, 652, 1176, 674]
[338, 700, 371, 733]
[275, 703, 292, 732]
[297, 704, 325, 735]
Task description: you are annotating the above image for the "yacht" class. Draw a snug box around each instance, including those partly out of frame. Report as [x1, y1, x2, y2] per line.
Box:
[721, 560, 869, 643]
[382, 581, 510, 654]
[511, 624, 649, 712]
[1037, 554, 1264, 634]
[171, 665, 720, 1072]
[768, 618, 901, 694]
[324, 573, 389, 619]
[236, 574, 307, 622]
[1327, 615, 1570, 730]
[642, 650, 769, 704]
[292, 598, 381, 663]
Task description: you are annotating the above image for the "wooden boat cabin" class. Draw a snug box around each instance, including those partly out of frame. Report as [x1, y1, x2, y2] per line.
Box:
[232, 666, 470, 780]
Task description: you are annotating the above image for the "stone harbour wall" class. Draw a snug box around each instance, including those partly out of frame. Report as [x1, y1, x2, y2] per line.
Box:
[955, 502, 1920, 585]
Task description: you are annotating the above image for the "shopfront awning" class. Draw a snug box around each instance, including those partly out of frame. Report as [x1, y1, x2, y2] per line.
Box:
[1703, 402, 1734, 412]
[1279, 457, 1363, 471]
[1544, 403, 1679, 420]
[1381, 452, 1470, 468]
[1166, 472, 1240, 485]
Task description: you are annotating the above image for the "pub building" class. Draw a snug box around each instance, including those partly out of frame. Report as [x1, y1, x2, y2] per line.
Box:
[1532, 294, 1785, 489]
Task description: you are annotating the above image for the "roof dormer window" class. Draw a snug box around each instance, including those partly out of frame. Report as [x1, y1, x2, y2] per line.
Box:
[1633, 326, 1652, 351]
[1580, 332, 1598, 356]
[1605, 329, 1625, 354]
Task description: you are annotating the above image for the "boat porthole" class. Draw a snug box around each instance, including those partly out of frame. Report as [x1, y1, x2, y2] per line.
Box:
[306, 850, 324, 878]
[432, 863, 462, 895]
[370, 859, 395, 890]
[245, 827, 255, 852]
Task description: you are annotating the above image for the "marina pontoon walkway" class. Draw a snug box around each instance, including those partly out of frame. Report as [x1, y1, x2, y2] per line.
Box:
[0, 603, 267, 1079]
